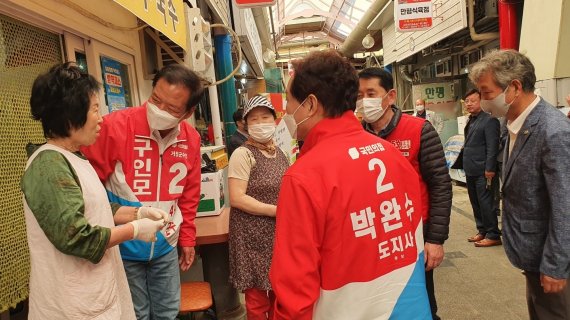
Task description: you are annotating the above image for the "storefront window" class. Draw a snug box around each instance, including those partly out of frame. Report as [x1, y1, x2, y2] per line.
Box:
[75, 51, 88, 73]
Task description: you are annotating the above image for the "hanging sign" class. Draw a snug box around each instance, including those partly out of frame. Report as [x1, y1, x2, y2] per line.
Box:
[395, 0, 433, 32]
[113, 0, 187, 48]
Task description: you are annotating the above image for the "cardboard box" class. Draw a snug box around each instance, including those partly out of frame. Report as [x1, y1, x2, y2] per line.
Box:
[197, 169, 225, 217]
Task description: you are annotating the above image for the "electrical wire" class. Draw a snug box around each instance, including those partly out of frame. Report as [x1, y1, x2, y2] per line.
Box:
[53, 0, 242, 87]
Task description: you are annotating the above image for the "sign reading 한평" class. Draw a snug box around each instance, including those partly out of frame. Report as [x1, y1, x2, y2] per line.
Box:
[395, 0, 433, 32]
[113, 0, 187, 48]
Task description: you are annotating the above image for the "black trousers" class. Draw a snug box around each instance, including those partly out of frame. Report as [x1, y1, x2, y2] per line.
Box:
[466, 175, 500, 239]
[425, 269, 440, 320]
[524, 271, 570, 320]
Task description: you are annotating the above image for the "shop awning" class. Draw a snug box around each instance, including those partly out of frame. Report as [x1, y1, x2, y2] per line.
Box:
[113, 0, 187, 48]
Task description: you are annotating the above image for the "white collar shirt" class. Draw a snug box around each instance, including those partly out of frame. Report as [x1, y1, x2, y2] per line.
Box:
[506, 95, 540, 154]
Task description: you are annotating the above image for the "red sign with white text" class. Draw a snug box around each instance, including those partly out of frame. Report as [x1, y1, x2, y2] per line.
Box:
[234, 0, 276, 8]
[396, 0, 433, 32]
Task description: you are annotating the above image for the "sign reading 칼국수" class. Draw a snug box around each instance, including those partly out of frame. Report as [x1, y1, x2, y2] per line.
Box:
[113, 0, 187, 48]
[234, 0, 276, 8]
[395, 0, 433, 32]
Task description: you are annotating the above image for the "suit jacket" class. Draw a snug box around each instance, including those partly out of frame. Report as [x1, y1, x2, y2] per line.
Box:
[227, 130, 247, 157]
[452, 111, 499, 176]
[502, 98, 570, 279]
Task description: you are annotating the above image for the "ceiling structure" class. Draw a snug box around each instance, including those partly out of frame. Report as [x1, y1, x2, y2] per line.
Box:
[271, 0, 375, 62]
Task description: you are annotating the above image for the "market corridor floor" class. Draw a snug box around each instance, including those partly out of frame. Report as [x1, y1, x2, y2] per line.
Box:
[435, 184, 527, 320]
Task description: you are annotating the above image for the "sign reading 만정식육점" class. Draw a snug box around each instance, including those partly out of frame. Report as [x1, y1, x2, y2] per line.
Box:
[234, 0, 276, 8]
[113, 0, 187, 48]
[395, 0, 433, 32]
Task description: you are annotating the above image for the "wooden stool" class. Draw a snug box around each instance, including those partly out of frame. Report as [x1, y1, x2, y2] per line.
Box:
[179, 281, 213, 320]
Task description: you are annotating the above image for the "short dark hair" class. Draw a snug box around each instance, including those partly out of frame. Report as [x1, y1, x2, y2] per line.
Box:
[233, 108, 244, 123]
[30, 62, 100, 139]
[464, 88, 480, 100]
[358, 67, 394, 91]
[152, 64, 205, 112]
[290, 50, 358, 117]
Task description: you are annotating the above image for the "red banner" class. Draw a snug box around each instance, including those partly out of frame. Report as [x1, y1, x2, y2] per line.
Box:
[234, 0, 276, 8]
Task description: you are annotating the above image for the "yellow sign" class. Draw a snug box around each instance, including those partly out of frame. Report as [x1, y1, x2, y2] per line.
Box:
[114, 0, 187, 48]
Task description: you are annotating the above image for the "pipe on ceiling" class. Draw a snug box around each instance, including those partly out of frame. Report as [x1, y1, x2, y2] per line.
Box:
[400, 65, 413, 82]
[339, 0, 389, 57]
[252, 7, 275, 66]
[278, 39, 330, 49]
[467, 0, 499, 41]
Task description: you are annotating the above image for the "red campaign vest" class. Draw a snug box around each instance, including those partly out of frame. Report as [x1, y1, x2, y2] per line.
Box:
[385, 114, 430, 222]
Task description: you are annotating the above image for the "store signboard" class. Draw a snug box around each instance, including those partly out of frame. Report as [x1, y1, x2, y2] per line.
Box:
[234, 0, 276, 8]
[232, 6, 264, 75]
[395, 0, 433, 32]
[113, 0, 187, 48]
[412, 82, 455, 107]
[101, 57, 127, 113]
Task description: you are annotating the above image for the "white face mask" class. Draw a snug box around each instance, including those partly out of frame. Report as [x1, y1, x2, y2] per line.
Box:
[416, 104, 425, 112]
[147, 102, 182, 130]
[361, 91, 391, 123]
[283, 97, 311, 140]
[248, 123, 276, 143]
[480, 85, 517, 118]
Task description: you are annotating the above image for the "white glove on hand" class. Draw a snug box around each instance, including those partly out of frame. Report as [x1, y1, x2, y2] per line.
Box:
[137, 206, 169, 223]
[129, 218, 164, 242]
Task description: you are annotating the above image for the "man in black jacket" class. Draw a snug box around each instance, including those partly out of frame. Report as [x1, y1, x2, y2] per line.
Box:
[358, 68, 451, 320]
[453, 89, 501, 247]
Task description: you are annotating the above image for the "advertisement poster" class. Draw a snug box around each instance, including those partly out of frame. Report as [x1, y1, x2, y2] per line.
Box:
[444, 135, 466, 183]
[101, 57, 127, 113]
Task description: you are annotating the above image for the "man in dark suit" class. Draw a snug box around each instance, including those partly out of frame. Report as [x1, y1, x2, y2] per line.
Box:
[470, 49, 570, 320]
[454, 88, 501, 247]
[227, 108, 247, 157]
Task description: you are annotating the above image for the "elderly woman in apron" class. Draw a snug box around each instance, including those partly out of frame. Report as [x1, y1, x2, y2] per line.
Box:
[21, 63, 167, 319]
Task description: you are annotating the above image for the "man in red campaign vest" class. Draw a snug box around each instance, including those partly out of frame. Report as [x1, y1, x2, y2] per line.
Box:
[270, 50, 431, 320]
[358, 67, 452, 320]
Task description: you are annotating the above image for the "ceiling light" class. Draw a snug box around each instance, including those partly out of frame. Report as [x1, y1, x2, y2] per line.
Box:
[362, 34, 375, 49]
